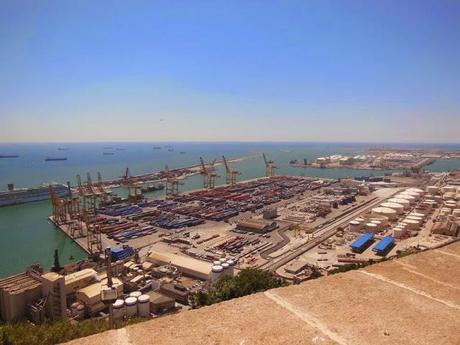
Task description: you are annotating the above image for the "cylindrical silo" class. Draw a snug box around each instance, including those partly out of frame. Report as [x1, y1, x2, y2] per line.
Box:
[349, 220, 362, 232]
[137, 295, 150, 317]
[380, 202, 404, 215]
[129, 291, 142, 299]
[372, 207, 397, 220]
[211, 265, 223, 283]
[112, 299, 125, 320]
[125, 297, 138, 317]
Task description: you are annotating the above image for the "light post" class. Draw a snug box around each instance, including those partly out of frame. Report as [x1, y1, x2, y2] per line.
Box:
[101, 247, 118, 329]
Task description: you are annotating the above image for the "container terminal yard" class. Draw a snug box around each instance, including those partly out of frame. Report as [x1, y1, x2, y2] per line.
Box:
[1, 154, 459, 327]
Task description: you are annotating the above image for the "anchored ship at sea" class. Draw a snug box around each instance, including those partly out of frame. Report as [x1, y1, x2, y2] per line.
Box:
[0, 183, 70, 207]
[45, 157, 67, 161]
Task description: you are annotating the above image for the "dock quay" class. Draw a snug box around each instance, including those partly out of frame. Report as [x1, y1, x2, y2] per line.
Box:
[97, 154, 257, 187]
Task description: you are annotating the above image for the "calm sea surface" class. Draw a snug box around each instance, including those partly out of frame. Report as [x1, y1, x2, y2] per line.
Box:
[1, 142, 459, 277]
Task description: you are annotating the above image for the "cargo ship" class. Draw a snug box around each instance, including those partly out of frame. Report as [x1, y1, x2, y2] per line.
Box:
[0, 155, 19, 158]
[0, 183, 69, 207]
[45, 157, 67, 161]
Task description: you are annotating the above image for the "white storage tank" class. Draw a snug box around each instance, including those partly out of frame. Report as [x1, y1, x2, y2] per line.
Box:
[226, 259, 235, 277]
[442, 186, 456, 194]
[440, 207, 452, 215]
[380, 202, 404, 214]
[402, 219, 419, 230]
[129, 291, 142, 298]
[400, 191, 420, 200]
[406, 188, 424, 193]
[393, 227, 406, 239]
[219, 258, 227, 264]
[409, 212, 425, 219]
[355, 217, 365, 223]
[371, 207, 397, 220]
[221, 262, 230, 277]
[137, 294, 150, 317]
[349, 220, 362, 232]
[443, 192, 456, 201]
[112, 299, 125, 320]
[366, 223, 378, 233]
[125, 297, 138, 317]
[445, 201, 457, 209]
[406, 216, 422, 224]
[388, 198, 411, 210]
[211, 265, 223, 283]
[426, 186, 439, 194]
[397, 194, 416, 204]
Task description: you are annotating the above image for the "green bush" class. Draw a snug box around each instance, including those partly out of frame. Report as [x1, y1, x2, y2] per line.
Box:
[0, 317, 144, 345]
[191, 268, 288, 308]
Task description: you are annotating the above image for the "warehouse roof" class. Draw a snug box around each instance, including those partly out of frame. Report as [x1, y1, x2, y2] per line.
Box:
[351, 232, 374, 250]
[147, 252, 212, 276]
[373, 236, 395, 254]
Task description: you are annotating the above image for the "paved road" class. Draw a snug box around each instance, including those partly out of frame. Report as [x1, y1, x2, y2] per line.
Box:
[260, 189, 399, 272]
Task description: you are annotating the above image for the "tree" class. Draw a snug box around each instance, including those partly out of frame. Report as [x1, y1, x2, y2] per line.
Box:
[191, 268, 288, 308]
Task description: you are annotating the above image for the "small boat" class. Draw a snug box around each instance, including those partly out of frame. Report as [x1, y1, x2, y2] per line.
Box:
[0, 155, 19, 158]
[45, 157, 67, 161]
[179, 151, 186, 154]
[289, 159, 298, 164]
[153, 146, 162, 150]
[168, 148, 174, 152]
[103, 152, 115, 155]
[57, 148, 69, 151]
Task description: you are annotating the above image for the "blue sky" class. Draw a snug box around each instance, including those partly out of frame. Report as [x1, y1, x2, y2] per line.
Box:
[1, 0, 459, 143]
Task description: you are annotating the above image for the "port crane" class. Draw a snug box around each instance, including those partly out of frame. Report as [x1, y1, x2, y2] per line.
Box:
[263, 153, 278, 177]
[222, 155, 241, 185]
[120, 168, 143, 202]
[164, 165, 183, 197]
[200, 157, 219, 189]
[48, 185, 67, 224]
[97, 171, 112, 204]
[76, 174, 96, 213]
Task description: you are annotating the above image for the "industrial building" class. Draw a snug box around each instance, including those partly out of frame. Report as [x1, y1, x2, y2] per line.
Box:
[0, 268, 42, 322]
[373, 236, 395, 256]
[236, 219, 278, 233]
[351, 233, 374, 253]
[147, 252, 212, 281]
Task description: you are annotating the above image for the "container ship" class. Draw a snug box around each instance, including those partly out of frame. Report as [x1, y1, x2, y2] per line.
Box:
[0, 183, 69, 207]
[45, 157, 67, 161]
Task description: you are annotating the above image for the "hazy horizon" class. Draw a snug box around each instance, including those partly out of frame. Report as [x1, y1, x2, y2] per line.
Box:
[1, 1, 459, 143]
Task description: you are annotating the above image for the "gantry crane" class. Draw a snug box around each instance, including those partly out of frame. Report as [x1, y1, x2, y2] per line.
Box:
[83, 211, 102, 257]
[76, 174, 95, 214]
[121, 167, 143, 202]
[263, 153, 278, 177]
[200, 157, 219, 189]
[97, 171, 112, 204]
[222, 155, 241, 185]
[164, 165, 182, 197]
[49, 185, 67, 224]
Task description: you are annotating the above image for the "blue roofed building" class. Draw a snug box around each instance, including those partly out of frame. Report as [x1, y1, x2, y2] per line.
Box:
[373, 236, 395, 256]
[351, 232, 374, 253]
